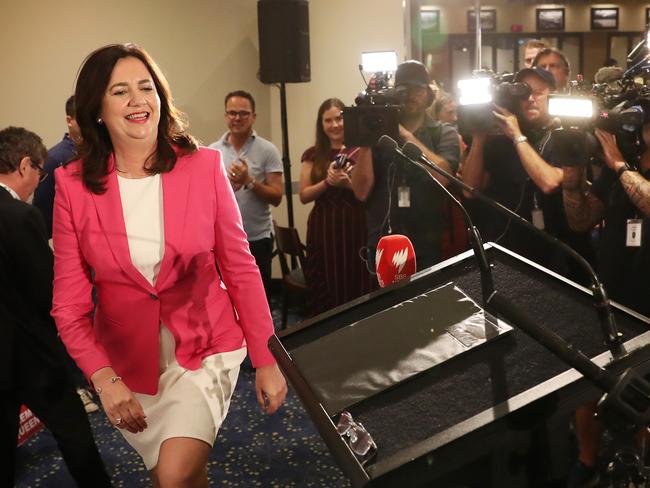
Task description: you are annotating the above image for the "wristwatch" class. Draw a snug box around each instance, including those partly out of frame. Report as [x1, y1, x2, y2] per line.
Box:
[245, 178, 257, 190]
[616, 163, 633, 178]
[513, 134, 528, 146]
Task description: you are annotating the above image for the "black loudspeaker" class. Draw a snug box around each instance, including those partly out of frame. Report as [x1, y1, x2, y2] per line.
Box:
[257, 0, 310, 83]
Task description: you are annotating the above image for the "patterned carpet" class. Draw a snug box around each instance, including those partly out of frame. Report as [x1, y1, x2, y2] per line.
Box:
[14, 294, 351, 487]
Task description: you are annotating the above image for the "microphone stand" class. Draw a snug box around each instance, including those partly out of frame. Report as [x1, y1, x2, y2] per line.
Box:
[400, 139, 625, 359]
[376, 138, 494, 304]
[377, 135, 650, 431]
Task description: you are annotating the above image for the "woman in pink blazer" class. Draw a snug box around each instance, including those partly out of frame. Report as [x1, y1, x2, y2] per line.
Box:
[52, 43, 287, 486]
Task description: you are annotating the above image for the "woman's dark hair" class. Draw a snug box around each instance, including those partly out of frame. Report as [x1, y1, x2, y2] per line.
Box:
[310, 98, 345, 183]
[74, 43, 198, 194]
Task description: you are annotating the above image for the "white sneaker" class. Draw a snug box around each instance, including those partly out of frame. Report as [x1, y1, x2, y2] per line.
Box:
[77, 388, 99, 413]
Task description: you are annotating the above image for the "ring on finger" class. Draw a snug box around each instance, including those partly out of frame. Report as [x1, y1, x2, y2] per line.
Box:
[115, 417, 123, 426]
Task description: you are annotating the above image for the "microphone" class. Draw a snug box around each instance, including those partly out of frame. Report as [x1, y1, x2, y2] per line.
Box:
[399, 139, 624, 358]
[594, 66, 624, 84]
[382, 135, 650, 428]
[375, 234, 416, 288]
[377, 135, 495, 302]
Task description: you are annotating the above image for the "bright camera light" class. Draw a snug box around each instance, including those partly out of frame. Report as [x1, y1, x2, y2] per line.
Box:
[548, 96, 594, 119]
[361, 51, 398, 73]
[457, 78, 493, 106]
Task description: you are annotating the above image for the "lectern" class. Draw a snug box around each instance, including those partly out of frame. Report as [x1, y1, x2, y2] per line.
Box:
[269, 244, 650, 487]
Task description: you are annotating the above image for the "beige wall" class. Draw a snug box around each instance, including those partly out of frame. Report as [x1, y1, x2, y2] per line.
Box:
[0, 0, 270, 147]
[269, 0, 407, 233]
[0, 0, 406, 277]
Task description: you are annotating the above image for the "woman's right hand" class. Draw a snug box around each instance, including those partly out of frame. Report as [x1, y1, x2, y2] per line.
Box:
[326, 161, 351, 188]
[92, 368, 148, 433]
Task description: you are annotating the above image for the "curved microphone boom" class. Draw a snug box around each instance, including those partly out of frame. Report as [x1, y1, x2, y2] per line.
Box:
[376, 135, 495, 300]
[376, 135, 650, 428]
[398, 138, 624, 358]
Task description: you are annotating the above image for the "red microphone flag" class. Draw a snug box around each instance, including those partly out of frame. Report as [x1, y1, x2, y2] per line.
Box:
[375, 234, 417, 288]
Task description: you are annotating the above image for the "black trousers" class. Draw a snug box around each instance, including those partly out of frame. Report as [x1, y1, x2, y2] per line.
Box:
[2, 371, 111, 487]
[248, 236, 273, 297]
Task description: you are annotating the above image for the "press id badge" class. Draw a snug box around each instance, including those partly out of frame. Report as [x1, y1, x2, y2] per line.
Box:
[626, 219, 642, 247]
[531, 208, 545, 230]
[398, 185, 411, 208]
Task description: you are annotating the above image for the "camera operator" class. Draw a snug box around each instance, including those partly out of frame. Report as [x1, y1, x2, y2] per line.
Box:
[462, 67, 594, 282]
[352, 60, 461, 272]
[561, 125, 650, 487]
[562, 127, 650, 316]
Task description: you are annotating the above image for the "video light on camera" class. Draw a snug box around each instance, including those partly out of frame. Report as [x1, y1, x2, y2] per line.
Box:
[457, 78, 493, 106]
[361, 51, 398, 73]
[548, 96, 594, 119]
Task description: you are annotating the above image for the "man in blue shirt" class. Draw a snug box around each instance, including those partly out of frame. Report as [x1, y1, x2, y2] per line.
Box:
[33, 95, 81, 238]
[210, 90, 284, 295]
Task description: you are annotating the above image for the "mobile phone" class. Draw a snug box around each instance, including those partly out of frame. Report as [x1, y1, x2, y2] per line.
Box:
[334, 153, 348, 169]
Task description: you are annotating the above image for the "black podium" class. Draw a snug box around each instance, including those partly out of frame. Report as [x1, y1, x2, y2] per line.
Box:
[269, 244, 650, 487]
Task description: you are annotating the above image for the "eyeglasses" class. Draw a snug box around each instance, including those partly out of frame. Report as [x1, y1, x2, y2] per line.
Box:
[225, 110, 252, 119]
[29, 159, 48, 183]
[336, 411, 377, 461]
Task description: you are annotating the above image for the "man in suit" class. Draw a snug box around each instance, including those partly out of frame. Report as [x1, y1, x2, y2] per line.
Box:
[0, 126, 111, 487]
[32, 95, 100, 414]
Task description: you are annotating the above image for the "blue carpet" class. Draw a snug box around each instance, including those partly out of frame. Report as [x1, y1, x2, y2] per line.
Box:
[15, 295, 351, 487]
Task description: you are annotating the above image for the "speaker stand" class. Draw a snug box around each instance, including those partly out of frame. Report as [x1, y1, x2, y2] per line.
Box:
[279, 82, 295, 228]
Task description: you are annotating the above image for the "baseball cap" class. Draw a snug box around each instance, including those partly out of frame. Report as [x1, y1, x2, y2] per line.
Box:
[394, 60, 430, 87]
[514, 67, 556, 90]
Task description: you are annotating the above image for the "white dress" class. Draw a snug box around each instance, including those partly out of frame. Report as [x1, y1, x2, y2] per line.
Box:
[116, 174, 246, 470]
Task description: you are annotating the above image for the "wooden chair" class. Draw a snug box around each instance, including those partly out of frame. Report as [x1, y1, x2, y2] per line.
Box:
[273, 221, 308, 329]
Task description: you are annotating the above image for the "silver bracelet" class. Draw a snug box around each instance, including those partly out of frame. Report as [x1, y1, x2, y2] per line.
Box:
[95, 375, 122, 395]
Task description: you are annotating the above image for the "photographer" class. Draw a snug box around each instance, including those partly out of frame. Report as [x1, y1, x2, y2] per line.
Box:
[561, 125, 650, 487]
[462, 67, 594, 282]
[352, 60, 461, 272]
[562, 127, 650, 316]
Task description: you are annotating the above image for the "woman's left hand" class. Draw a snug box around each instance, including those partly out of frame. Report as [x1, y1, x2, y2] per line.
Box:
[255, 363, 288, 414]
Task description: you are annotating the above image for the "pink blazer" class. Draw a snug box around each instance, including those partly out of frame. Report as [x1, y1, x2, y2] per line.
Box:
[52, 147, 275, 394]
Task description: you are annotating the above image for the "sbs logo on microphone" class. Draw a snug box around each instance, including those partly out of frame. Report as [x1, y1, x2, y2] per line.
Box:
[391, 247, 409, 274]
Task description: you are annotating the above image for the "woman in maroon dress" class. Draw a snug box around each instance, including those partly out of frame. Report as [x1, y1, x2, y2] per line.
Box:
[299, 98, 371, 317]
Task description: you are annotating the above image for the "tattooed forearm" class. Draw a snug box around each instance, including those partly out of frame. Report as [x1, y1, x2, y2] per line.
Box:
[620, 171, 650, 217]
[562, 189, 595, 231]
[561, 166, 604, 232]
